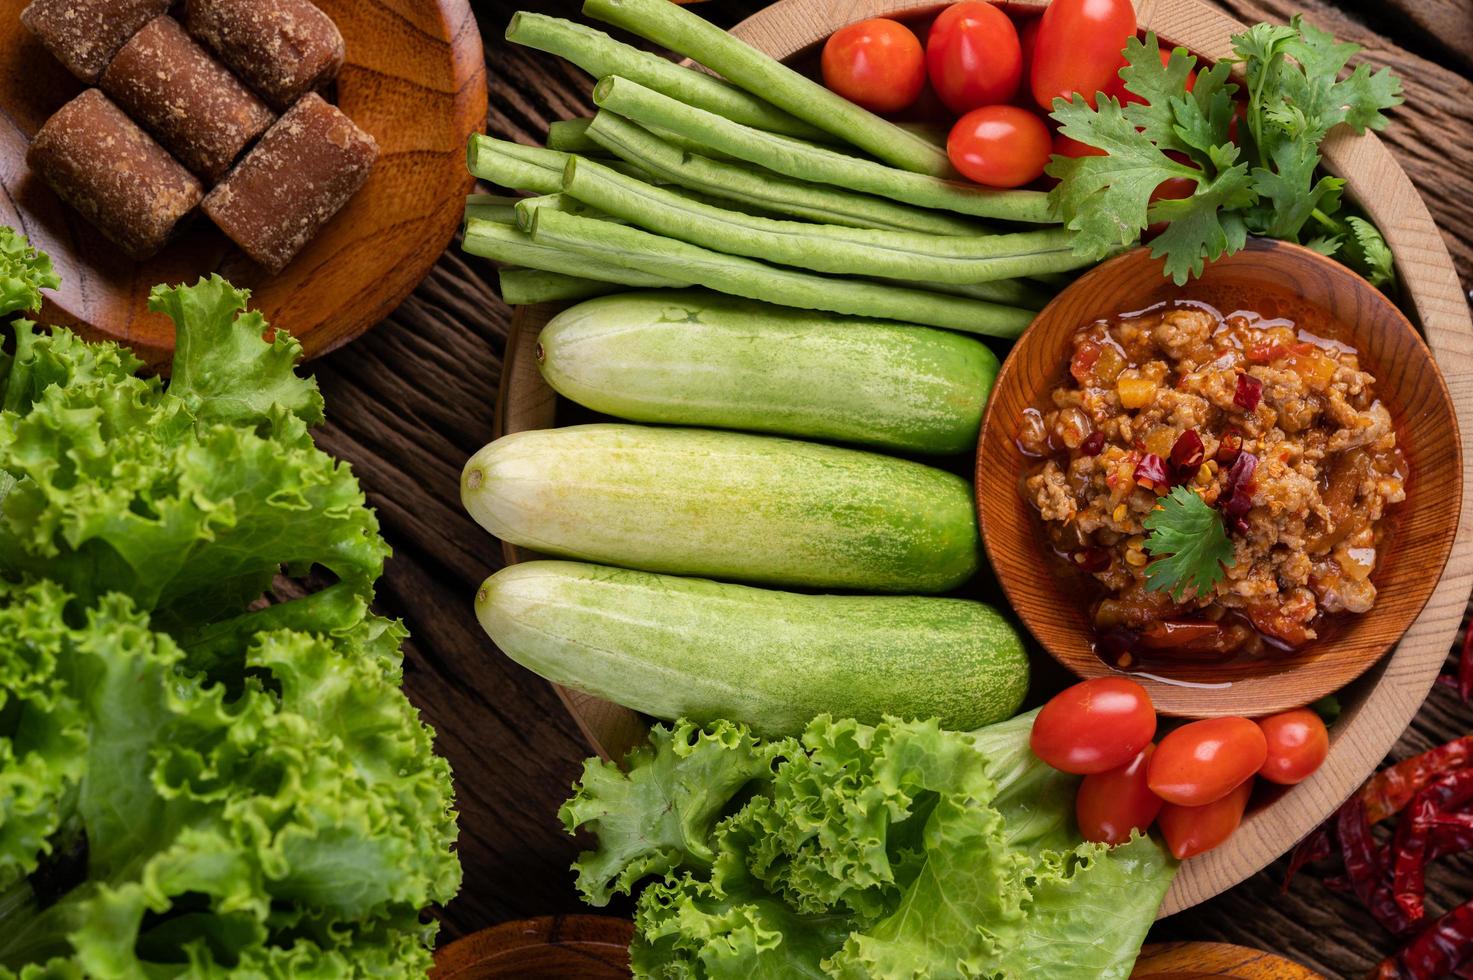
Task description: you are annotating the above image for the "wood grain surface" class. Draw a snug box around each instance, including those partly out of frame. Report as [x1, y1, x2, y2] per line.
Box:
[0, 0, 486, 368]
[296, 0, 1473, 976]
[1132, 942, 1327, 979]
[979, 239, 1461, 715]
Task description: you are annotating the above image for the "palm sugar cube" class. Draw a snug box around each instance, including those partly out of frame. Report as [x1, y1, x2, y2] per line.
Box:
[203, 93, 377, 274]
[20, 0, 171, 83]
[101, 16, 275, 182]
[27, 89, 203, 260]
[184, 0, 345, 109]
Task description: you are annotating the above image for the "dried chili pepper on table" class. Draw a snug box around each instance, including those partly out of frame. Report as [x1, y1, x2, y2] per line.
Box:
[1392, 770, 1473, 922]
[1362, 737, 1473, 824]
[1393, 898, 1473, 978]
[1338, 796, 1415, 935]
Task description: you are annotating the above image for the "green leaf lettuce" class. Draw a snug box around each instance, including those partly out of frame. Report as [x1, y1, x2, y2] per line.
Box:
[563, 713, 1176, 979]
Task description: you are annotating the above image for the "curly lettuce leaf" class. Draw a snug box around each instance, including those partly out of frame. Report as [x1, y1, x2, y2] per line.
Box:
[0, 585, 459, 977]
[0, 287, 387, 629]
[0, 228, 58, 320]
[565, 713, 1177, 980]
[560, 719, 792, 907]
[150, 277, 323, 434]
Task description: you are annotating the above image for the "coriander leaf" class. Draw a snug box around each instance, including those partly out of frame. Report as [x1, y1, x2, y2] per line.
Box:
[1147, 163, 1255, 284]
[1142, 485, 1236, 599]
[1117, 35, 1202, 154]
[1305, 234, 1342, 256]
[1048, 95, 1198, 257]
[1279, 15, 1402, 134]
[1167, 60, 1239, 163]
[0, 228, 59, 320]
[1341, 215, 1395, 287]
[1247, 141, 1344, 240]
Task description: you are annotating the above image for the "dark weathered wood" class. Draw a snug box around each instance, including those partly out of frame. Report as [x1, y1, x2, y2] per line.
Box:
[304, 1, 1473, 975]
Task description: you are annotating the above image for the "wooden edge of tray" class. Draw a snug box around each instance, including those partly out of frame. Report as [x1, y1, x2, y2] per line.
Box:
[487, 0, 1473, 916]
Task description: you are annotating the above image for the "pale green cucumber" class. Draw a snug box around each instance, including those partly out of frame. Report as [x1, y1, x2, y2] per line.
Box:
[461, 423, 979, 593]
[537, 291, 997, 455]
[476, 560, 1030, 736]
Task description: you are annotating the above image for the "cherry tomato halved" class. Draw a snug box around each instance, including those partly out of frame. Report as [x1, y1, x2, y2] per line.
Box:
[1257, 709, 1330, 786]
[1076, 744, 1164, 845]
[1148, 717, 1267, 806]
[926, 2, 1022, 114]
[947, 105, 1051, 188]
[1158, 778, 1253, 860]
[821, 18, 927, 114]
[1030, 677, 1156, 775]
[1030, 0, 1136, 111]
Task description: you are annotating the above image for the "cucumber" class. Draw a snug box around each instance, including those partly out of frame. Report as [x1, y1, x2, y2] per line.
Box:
[537, 291, 998, 454]
[476, 560, 1030, 736]
[461, 423, 979, 593]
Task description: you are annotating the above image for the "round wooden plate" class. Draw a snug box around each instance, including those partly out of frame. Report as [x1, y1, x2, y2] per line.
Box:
[431, 916, 633, 979]
[490, 0, 1473, 917]
[1131, 942, 1326, 979]
[0, 0, 486, 370]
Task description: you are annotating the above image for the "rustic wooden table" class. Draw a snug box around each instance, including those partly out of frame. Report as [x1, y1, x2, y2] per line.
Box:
[306, 1, 1473, 976]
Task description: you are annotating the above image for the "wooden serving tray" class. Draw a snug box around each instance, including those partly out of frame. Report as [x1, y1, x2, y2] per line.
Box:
[492, 0, 1473, 916]
[0, 0, 487, 369]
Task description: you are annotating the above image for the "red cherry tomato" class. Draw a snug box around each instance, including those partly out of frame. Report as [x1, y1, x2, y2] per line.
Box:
[1101, 47, 1196, 106]
[1158, 778, 1253, 860]
[821, 18, 927, 114]
[1257, 709, 1329, 785]
[1030, 677, 1156, 775]
[947, 105, 1051, 188]
[1076, 744, 1164, 845]
[1148, 717, 1268, 806]
[1052, 130, 1106, 159]
[926, 2, 1022, 114]
[1030, 0, 1137, 111]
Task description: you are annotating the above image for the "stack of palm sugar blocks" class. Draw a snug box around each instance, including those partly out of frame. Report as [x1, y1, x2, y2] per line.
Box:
[22, 0, 379, 270]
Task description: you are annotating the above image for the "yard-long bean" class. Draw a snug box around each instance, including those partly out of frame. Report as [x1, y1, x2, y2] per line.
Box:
[465, 194, 521, 224]
[467, 134, 656, 193]
[584, 112, 987, 236]
[562, 156, 1089, 285]
[546, 119, 604, 154]
[498, 267, 624, 305]
[582, 0, 951, 176]
[593, 77, 1055, 223]
[463, 216, 688, 289]
[529, 208, 1035, 337]
[506, 12, 826, 141]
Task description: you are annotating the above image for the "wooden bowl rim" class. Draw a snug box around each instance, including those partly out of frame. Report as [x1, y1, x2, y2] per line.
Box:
[975, 237, 1462, 716]
[0, 0, 487, 369]
[489, 0, 1473, 919]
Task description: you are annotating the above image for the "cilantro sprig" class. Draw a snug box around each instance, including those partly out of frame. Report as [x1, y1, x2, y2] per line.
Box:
[1047, 18, 1402, 286]
[1141, 486, 1236, 600]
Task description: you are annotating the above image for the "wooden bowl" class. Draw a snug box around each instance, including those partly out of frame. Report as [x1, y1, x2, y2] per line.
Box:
[0, 0, 486, 370]
[431, 916, 633, 979]
[977, 239, 1462, 716]
[1131, 942, 1326, 979]
[489, 0, 1473, 917]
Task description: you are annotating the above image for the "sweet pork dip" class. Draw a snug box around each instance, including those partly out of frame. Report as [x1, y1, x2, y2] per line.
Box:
[1018, 292, 1408, 666]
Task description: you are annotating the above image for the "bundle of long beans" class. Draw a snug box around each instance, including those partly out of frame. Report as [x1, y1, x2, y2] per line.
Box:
[466, 0, 1109, 337]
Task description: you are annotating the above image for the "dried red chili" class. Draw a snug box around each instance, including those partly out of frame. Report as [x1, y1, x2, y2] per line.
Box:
[1283, 824, 1333, 891]
[1337, 796, 1415, 935]
[1134, 452, 1168, 490]
[1219, 451, 1259, 534]
[1233, 372, 1263, 411]
[1398, 898, 1473, 979]
[1393, 796, 1437, 921]
[1363, 738, 1473, 824]
[1168, 428, 1204, 478]
[1079, 430, 1106, 456]
[1216, 427, 1243, 465]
